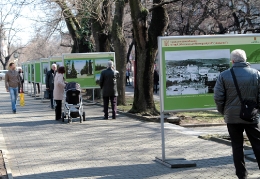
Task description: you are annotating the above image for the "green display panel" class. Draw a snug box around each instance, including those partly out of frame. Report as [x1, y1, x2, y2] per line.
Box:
[31, 63, 35, 82]
[63, 52, 115, 88]
[21, 64, 24, 73]
[28, 63, 31, 82]
[158, 34, 260, 112]
[49, 56, 62, 69]
[40, 58, 49, 84]
[34, 61, 41, 83]
[22, 63, 28, 80]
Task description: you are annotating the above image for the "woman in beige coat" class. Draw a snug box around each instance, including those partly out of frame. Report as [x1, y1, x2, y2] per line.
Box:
[53, 66, 66, 120]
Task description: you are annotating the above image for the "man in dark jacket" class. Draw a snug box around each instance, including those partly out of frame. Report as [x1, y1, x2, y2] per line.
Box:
[100, 61, 120, 119]
[154, 69, 159, 94]
[45, 64, 57, 109]
[214, 49, 260, 179]
[5, 62, 21, 113]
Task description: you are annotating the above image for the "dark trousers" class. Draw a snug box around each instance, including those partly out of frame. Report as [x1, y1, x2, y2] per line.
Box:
[49, 90, 54, 108]
[55, 100, 62, 120]
[103, 96, 117, 119]
[18, 82, 24, 93]
[32, 82, 40, 94]
[154, 84, 158, 94]
[227, 123, 260, 179]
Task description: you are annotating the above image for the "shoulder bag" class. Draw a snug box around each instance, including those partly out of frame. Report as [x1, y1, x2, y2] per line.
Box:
[230, 68, 258, 122]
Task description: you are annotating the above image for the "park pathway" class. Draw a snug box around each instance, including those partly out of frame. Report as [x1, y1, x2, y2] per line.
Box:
[0, 81, 259, 179]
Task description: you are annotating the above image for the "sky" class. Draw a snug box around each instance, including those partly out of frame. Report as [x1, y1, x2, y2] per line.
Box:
[16, 5, 45, 44]
[95, 59, 110, 66]
[2, 1, 52, 45]
[165, 49, 231, 61]
[72, 60, 88, 71]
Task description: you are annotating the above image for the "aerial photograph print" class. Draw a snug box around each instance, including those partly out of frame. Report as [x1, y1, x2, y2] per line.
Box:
[165, 49, 230, 96]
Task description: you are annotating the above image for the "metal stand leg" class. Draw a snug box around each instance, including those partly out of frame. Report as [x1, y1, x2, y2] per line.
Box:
[93, 89, 94, 103]
[155, 112, 196, 168]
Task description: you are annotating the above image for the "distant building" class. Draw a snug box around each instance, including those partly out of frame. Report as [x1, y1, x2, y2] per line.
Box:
[208, 69, 220, 81]
[199, 67, 209, 75]
[187, 64, 199, 73]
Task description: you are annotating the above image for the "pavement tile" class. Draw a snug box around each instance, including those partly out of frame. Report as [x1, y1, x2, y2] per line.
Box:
[0, 81, 259, 179]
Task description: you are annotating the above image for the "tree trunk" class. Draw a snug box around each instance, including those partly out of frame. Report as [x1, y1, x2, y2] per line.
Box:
[92, 0, 112, 52]
[112, 0, 128, 106]
[0, 56, 10, 70]
[55, 0, 93, 53]
[92, 23, 111, 52]
[129, 0, 168, 115]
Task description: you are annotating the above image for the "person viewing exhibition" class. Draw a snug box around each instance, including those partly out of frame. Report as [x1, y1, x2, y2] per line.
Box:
[214, 49, 260, 179]
[53, 66, 66, 120]
[99, 61, 120, 119]
[46, 64, 57, 109]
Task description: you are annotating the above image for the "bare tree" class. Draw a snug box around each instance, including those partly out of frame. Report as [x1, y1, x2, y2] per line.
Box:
[112, 0, 129, 105]
[19, 33, 71, 63]
[0, 0, 28, 69]
[167, 0, 260, 35]
[129, 0, 177, 115]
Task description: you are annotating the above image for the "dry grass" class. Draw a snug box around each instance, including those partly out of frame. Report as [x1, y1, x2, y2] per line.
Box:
[117, 97, 224, 124]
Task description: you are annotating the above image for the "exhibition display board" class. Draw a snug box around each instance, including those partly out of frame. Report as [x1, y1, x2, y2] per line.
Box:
[40, 58, 49, 84]
[158, 34, 260, 112]
[49, 56, 62, 69]
[31, 61, 35, 82]
[34, 60, 41, 83]
[28, 62, 31, 82]
[156, 34, 260, 166]
[23, 63, 28, 81]
[62, 52, 115, 88]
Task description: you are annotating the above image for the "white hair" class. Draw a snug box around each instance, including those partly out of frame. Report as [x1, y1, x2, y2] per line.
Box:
[107, 61, 114, 67]
[231, 49, 247, 62]
[52, 64, 57, 68]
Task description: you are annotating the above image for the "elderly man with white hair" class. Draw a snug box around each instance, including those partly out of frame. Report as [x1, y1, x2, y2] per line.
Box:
[100, 61, 120, 119]
[45, 63, 57, 109]
[214, 49, 260, 179]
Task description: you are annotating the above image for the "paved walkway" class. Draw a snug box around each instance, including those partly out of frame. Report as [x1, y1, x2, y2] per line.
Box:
[0, 81, 259, 179]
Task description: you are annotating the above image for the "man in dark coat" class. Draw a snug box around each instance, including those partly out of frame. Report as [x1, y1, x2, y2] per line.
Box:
[214, 49, 260, 179]
[153, 69, 159, 94]
[100, 61, 120, 119]
[45, 64, 57, 109]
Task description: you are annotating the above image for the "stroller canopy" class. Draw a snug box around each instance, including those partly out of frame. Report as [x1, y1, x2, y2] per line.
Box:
[65, 82, 81, 92]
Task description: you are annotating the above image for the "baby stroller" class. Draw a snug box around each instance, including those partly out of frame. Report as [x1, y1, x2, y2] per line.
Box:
[62, 82, 86, 123]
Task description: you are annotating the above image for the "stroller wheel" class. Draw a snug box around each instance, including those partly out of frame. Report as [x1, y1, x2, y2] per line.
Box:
[62, 112, 65, 122]
[83, 112, 86, 121]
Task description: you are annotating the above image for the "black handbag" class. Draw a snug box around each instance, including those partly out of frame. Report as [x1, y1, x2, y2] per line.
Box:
[230, 68, 258, 122]
[44, 90, 50, 99]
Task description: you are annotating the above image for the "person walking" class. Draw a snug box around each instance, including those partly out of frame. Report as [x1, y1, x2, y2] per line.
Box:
[100, 61, 120, 119]
[214, 49, 260, 179]
[154, 69, 159, 94]
[53, 66, 66, 120]
[5, 62, 21, 114]
[46, 64, 57, 109]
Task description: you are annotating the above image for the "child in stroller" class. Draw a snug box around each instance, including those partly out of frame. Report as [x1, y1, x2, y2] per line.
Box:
[62, 82, 86, 123]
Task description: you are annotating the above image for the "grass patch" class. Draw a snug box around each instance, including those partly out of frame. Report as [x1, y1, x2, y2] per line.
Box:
[176, 111, 224, 124]
[118, 97, 224, 124]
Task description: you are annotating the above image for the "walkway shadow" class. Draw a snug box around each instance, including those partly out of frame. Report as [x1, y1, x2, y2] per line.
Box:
[13, 155, 238, 179]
